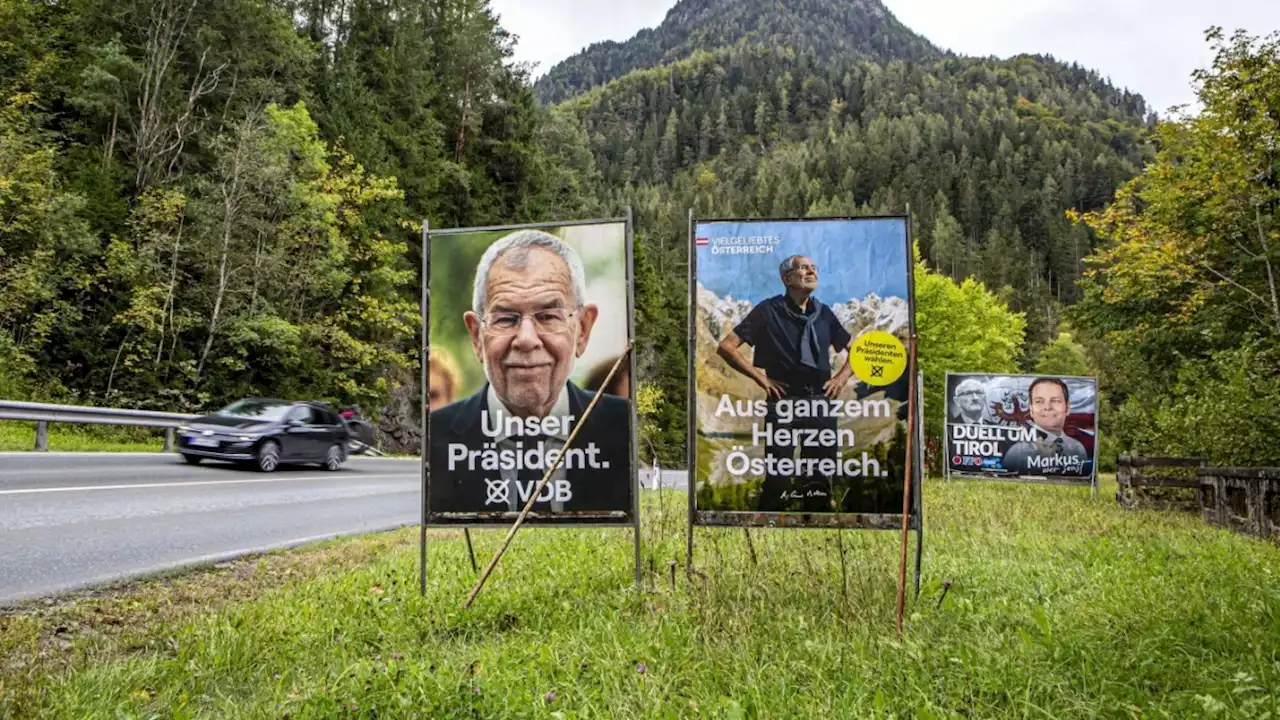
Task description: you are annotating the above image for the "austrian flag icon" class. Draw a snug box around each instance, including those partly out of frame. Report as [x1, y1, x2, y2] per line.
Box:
[695, 236, 709, 246]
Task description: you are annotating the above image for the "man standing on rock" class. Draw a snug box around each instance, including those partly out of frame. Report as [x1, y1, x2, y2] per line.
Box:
[716, 255, 856, 511]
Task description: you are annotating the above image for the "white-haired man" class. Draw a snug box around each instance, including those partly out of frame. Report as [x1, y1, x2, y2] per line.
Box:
[950, 378, 989, 425]
[716, 254, 855, 512]
[429, 230, 631, 520]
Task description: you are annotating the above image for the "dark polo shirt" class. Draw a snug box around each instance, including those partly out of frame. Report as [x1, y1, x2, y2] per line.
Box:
[735, 294, 851, 391]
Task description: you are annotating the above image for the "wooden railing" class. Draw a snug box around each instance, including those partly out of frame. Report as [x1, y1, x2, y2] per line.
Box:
[1198, 466, 1280, 543]
[1116, 454, 1203, 511]
[1117, 455, 1280, 544]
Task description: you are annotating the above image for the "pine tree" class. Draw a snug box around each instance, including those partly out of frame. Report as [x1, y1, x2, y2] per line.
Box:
[930, 194, 965, 280]
[715, 105, 730, 153]
[698, 112, 713, 162]
[753, 96, 771, 149]
[658, 108, 680, 177]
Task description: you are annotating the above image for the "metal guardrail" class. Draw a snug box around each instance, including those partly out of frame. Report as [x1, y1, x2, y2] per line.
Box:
[0, 400, 198, 452]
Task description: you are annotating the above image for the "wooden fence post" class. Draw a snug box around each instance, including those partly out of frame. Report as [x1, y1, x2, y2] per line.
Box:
[1198, 467, 1280, 542]
[1262, 471, 1280, 543]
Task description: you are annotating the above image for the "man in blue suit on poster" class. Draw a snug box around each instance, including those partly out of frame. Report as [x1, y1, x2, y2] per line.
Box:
[716, 255, 856, 511]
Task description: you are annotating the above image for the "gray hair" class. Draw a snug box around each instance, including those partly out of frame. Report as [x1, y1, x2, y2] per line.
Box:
[779, 255, 806, 277]
[954, 378, 985, 397]
[472, 230, 588, 315]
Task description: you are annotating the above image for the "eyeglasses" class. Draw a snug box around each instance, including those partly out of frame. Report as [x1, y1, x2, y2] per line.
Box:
[790, 263, 818, 273]
[481, 308, 578, 336]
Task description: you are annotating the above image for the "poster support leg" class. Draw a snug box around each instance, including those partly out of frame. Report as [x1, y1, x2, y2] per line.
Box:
[1093, 402, 1103, 500]
[626, 207, 643, 593]
[634, 516, 643, 591]
[685, 208, 698, 576]
[464, 529, 477, 574]
[942, 371, 948, 483]
[419, 218, 430, 598]
[896, 337, 918, 637]
[420, 511, 428, 596]
[896, 206, 919, 638]
[911, 517, 921, 597]
[915, 369, 925, 599]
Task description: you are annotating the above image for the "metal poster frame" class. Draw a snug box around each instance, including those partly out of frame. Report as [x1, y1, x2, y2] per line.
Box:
[684, 212, 924, 580]
[420, 214, 642, 595]
[914, 369, 924, 598]
[943, 370, 952, 484]
[942, 370, 1100, 490]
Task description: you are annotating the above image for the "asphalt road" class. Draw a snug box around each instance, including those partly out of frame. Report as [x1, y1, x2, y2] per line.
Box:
[0, 453, 420, 606]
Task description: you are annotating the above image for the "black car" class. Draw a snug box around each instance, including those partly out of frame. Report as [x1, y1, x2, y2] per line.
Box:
[178, 398, 350, 472]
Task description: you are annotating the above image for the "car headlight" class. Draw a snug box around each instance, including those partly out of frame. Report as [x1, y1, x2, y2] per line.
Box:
[178, 425, 192, 435]
[237, 435, 258, 442]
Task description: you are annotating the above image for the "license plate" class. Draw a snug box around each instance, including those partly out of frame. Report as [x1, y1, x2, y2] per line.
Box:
[191, 437, 219, 448]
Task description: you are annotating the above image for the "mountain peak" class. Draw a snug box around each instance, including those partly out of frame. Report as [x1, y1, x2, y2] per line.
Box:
[535, 0, 941, 105]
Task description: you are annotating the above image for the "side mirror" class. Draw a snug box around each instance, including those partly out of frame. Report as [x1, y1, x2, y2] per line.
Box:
[287, 418, 304, 427]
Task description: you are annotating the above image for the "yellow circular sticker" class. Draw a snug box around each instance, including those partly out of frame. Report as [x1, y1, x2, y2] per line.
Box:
[848, 331, 907, 386]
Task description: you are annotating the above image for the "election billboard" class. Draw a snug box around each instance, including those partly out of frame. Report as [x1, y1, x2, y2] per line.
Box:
[690, 216, 917, 526]
[944, 373, 1098, 483]
[425, 219, 637, 525]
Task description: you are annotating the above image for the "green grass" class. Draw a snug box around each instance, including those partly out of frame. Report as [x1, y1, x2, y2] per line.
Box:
[3, 477, 1280, 718]
[0, 422, 164, 452]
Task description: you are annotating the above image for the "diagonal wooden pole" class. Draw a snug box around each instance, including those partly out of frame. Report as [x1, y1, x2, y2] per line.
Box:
[896, 336, 919, 638]
[462, 341, 634, 609]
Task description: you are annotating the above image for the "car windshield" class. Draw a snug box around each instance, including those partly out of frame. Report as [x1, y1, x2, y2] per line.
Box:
[216, 399, 292, 421]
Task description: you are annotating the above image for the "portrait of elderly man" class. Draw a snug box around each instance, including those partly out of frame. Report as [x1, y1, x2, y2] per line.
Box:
[429, 230, 631, 517]
[1002, 377, 1089, 474]
[716, 254, 856, 512]
[950, 378, 989, 425]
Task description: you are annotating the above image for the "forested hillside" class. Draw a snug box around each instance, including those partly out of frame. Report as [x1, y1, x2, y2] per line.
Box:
[3, 0, 1275, 466]
[0, 0, 596, 424]
[534, 0, 941, 105]
[543, 0, 1155, 463]
[571, 45, 1150, 313]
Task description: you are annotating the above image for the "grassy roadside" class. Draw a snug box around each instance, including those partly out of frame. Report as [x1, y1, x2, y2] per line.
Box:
[3, 478, 1279, 718]
[0, 423, 163, 453]
[0, 423, 404, 455]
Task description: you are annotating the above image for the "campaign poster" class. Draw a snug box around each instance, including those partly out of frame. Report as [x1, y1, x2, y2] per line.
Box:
[692, 217, 915, 521]
[944, 373, 1097, 481]
[427, 220, 635, 524]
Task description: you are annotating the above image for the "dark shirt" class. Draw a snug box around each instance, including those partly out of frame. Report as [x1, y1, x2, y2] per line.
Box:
[427, 382, 633, 524]
[734, 294, 852, 389]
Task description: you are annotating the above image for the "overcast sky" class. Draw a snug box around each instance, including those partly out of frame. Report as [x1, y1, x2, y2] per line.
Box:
[490, 0, 1279, 116]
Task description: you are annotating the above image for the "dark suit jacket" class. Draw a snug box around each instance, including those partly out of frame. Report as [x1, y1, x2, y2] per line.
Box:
[428, 382, 633, 522]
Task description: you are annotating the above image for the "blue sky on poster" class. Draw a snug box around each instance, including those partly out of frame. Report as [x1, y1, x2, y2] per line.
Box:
[694, 219, 909, 305]
[490, 0, 1279, 116]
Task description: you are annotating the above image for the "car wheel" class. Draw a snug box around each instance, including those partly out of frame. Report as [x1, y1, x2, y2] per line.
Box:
[323, 443, 345, 471]
[257, 440, 281, 473]
[182, 454, 202, 465]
